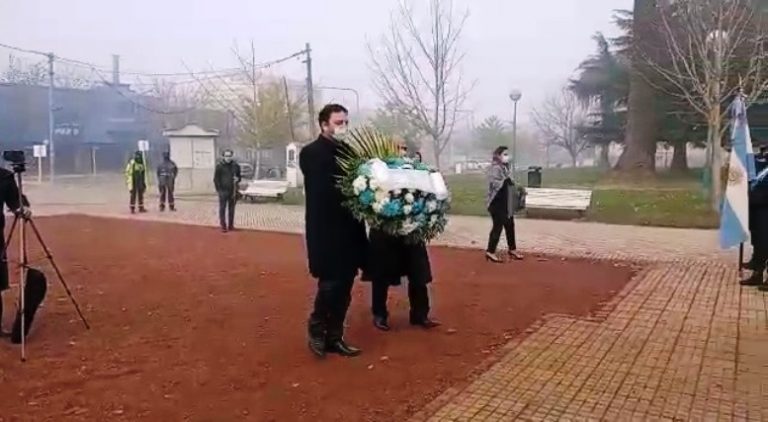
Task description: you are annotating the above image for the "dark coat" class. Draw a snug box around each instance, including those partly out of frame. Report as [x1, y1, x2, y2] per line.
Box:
[488, 179, 512, 217]
[0, 168, 23, 231]
[299, 135, 368, 279]
[362, 228, 433, 286]
[214, 161, 241, 195]
[156, 159, 178, 187]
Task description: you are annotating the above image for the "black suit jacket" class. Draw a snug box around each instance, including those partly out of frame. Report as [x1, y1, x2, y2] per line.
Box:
[299, 136, 367, 279]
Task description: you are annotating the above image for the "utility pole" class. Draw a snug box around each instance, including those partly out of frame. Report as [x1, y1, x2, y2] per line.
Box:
[303, 42, 315, 129]
[251, 41, 261, 178]
[112, 54, 120, 85]
[47, 53, 55, 183]
[283, 76, 297, 143]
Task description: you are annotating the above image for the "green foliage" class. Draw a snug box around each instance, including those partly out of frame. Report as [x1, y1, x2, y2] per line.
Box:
[238, 80, 307, 149]
[474, 116, 511, 151]
[283, 167, 715, 229]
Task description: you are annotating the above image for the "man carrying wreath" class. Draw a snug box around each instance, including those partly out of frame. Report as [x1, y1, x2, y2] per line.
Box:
[300, 104, 368, 358]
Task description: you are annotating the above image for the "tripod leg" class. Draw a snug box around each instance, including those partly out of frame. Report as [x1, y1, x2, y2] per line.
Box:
[4, 214, 19, 254]
[26, 218, 90, 330]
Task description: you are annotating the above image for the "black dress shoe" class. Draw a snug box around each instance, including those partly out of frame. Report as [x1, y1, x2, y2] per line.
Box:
[740, 274, 765, 286]
[326, 340, 362, 357]
[373, 316, 391, 331]
[308, 337, 326, 358]
[410, 318, 441, 329]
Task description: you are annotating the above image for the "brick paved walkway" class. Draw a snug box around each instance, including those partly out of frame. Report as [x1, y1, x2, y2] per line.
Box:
[25, 183, 767, 421]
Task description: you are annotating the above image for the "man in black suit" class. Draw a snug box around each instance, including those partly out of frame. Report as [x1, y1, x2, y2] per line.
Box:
[299, 104, 368, 358]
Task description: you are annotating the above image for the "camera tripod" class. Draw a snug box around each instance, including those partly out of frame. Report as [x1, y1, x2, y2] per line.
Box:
[2, 167, 89, 361]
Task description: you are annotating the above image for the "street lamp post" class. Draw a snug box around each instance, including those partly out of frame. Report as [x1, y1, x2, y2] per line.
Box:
[509, 90, 522, 175]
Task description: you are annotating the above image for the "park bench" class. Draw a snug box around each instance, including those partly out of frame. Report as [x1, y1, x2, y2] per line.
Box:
[240, 180, 290, 201]
[523, 187, 593, 217]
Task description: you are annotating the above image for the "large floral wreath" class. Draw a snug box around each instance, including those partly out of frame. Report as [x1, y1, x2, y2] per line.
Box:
[337, 127, 450, 244]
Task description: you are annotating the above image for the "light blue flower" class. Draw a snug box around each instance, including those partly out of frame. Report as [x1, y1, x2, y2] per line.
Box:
[411, 199, 425, 214]
[385, 158, 406, 169]
[381, 198, 403, 217]
[359, 189, 375, 206]
[357, 164, 372, 177]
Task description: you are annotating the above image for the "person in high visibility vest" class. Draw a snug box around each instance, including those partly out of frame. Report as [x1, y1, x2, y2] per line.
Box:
[125, 151, 148, 214]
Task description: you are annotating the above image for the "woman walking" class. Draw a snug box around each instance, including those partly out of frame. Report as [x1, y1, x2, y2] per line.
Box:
[485, 146, 524, 263]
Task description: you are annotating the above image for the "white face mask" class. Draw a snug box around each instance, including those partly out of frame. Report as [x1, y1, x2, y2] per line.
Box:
[333, 125, 349, 141]
[500, 154, 511, 164]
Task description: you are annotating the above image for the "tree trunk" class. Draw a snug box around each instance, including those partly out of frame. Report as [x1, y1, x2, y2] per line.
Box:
[707, 116, 724, 212]
[614, 0, 658, 174]
[432, 136, 442, 170]
[598, 143, 610, 168]
[670, 142, 688, 172]
[571, 154, 578, 168]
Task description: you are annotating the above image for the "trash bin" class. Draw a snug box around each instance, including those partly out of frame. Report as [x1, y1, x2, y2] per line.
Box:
[527, 166, 542, 188]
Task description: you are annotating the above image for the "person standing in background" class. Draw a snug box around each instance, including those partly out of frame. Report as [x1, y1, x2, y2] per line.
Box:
[157, 151, 178, 212]
[214, 149, 241, 233]
[125, 151, 147, 214]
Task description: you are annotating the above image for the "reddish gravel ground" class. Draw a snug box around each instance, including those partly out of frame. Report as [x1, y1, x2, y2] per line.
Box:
[0, 216, 635, 421]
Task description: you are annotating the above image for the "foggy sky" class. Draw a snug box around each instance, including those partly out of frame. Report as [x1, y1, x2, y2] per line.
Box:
[1, 0, 632, 126]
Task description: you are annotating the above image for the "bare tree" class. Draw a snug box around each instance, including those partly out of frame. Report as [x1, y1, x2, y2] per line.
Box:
[531, 88, 591, 167]
[645, 0, 768, 207]
[187, 41, 307, 176]
[1, 54, 94, 89]
[369, 0, 471, 169]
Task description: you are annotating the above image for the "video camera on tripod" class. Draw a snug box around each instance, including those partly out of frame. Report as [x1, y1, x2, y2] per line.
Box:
[0, 148, 89, 361]
[3, 150, 26, 173]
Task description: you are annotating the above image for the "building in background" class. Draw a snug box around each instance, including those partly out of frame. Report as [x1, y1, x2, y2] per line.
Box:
[0, 81, 233, 175]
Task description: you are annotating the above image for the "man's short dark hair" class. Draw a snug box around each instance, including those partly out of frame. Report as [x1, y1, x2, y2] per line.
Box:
[318, 104, 348, 127]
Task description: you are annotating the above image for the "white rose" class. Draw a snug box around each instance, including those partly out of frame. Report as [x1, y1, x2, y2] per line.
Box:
[403, 205, 412, 215]
[368, 178, 380, 190]
[430, 214, 438, 223]
[426, 200, 437, 212]
[404, 193, 415, 204]
[374, 189, 389, 203]
[392, 189, 402, 197]
[372, 202, 384, 213]
[352, 176, 368, 195]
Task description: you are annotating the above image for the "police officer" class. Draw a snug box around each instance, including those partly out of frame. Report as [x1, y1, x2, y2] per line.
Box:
[125, 151, 147, 214]
[741, 146, 768, 290]
[156, 151, 178, 212]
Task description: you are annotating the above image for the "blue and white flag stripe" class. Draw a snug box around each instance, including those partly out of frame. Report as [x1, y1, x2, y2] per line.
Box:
[719, 95, 755, 249]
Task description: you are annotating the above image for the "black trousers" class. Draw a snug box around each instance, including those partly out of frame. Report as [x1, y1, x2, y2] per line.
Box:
[371, 279, 429, 321]
[751, 209, 768, 273]
[130, 187, 146, 209]
[487, 211, 517, 253]
[0, 236, 8, 330]
[218, 193, 236, 229]
[308, 276, 355, 342]
[159, 184, 175, 207]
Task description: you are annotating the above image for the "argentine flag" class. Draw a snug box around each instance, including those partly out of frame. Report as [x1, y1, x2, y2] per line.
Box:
[719, 95, 756, 249]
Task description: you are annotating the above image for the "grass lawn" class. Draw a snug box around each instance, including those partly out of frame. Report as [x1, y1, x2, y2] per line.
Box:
[278, 167, 719, 229]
